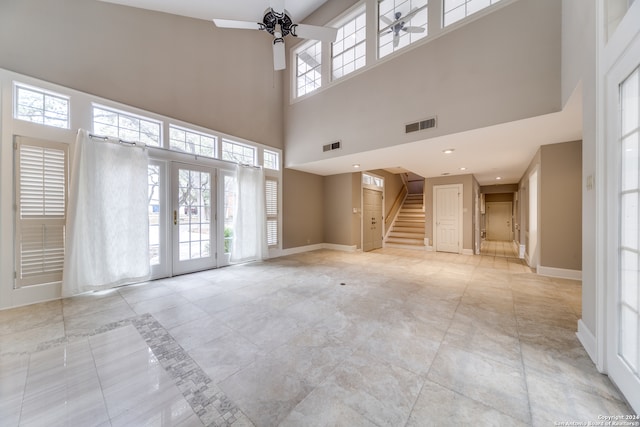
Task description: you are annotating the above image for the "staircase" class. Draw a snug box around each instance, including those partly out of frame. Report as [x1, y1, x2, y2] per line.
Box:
[385, 194, 425, 248]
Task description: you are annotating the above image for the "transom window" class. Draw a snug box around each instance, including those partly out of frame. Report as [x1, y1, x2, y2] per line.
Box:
[92, 104, 162, 146]
[296, 41, 322, 97]
[263, 149, 280, 170]
[222, 139, 256, 165]
[332, 7, 367, 80]
[169, 125, 217, 157]
[443, 0, 502, 27]
[378, 0, 428, 59]
[14, 83, 70, 129]
[363, 173, 384, 188]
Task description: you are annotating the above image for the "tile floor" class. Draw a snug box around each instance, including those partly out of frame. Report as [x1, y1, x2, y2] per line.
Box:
[480, 240, 519, 258]
[0, 248, 635, 426]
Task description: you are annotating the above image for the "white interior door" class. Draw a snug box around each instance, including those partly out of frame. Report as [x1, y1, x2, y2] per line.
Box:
[172, 163, 217, 275]
[486, 202, 512, 241]
[363, 188, 383, 252]
[434, 184, 462, 253]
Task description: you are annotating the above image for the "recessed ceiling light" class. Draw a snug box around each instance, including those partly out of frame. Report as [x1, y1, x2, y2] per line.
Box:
[442, 149, 455, 154]
[496, 176, 502, 180]
[460, 167, 467, 171]
[353, 164, 360, 168]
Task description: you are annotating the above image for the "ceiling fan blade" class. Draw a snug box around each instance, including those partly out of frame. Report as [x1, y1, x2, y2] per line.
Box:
[402, 26, 425, 33]
[380, 15, 393, 26]
[213, 19, 262, 30]
[292, 23, 338, 43]
[393, 34, 400, 48]
[269, 0, 285, 14]
[273, 38, 286, 70]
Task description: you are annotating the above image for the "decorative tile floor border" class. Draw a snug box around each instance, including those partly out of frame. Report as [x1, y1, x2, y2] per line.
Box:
[36, 313, 249, 427]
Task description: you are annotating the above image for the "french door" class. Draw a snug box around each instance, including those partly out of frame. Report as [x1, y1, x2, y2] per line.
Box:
[171, 163, 217, 275]
[606, 24, 640, 413]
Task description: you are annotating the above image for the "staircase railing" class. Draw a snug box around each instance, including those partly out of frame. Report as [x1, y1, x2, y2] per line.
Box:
[385, 185, 408, 234]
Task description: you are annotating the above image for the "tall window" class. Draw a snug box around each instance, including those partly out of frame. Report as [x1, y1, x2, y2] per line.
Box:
[14, 137, 68, 287]
[92, 104, 162, 146]
[619, 66, 640, 376]
[222, 139, 256, 165]
[332, 7, 367, 80]
[296, 41, 322, 97]
[169, 125, 217, 157]
[14, 83, 69, 129]
[443, 0, 501, 27]
[378, 0, 428, 58]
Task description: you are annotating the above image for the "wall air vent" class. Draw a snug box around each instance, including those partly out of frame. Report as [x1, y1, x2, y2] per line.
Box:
[323, 140, 341, 152]
[405, 116, 437, 134]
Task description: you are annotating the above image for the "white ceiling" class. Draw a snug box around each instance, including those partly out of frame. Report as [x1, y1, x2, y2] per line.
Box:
[98, 0, 329, 22]
[98, 0, 582, 186]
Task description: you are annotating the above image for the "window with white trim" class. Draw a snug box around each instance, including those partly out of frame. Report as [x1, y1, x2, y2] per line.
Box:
[169, 125, 217, 157]
[296, 41, 322, 97]
[378, 0, 428, 59]
[265, 178, 279, 247]
[263, 149, 280, 170]
[332, 6, 367, 80]
[443, 0, 501, 27]
[14, 137, 68, 288]
[14, 83, 70, 129]
[92, 104, 162, 146]
[222, 139, 256, 165]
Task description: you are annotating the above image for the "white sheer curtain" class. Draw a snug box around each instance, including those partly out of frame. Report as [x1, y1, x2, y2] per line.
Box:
[230, 164, 268, 263]
[62, 129, 150, 296]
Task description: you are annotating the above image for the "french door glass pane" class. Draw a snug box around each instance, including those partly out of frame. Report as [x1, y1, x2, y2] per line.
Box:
[622, 134, 639, 191]
[224, 175, 237, 254]
[619, 66, 640, 376]
[178, 168, 211, 261]
[148, 165, 160, 265]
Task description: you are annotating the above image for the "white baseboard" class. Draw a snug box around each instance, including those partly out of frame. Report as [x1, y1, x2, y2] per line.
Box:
[518, 244, 526, 259]
[576, 319, 597, 365]
[323, 243, 358, 252]
[276, 243, 358, 257]
[537, 265, 582, 280]
[426, 245, 434, 251]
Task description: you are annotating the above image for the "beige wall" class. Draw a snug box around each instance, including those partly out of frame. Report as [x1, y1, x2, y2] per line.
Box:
[540, 140, 582, 270]
[285, 0, 561, 168]
[424, 174, 475, 251]
[323, 174, 356, 247]
[282, 169, 324, 249]
[518, 141, 582, 271]
[0, 0, 283, 149]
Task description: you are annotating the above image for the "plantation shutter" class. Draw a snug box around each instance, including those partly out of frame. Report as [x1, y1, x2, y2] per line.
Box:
[265, 178, 278, 246]
[15, 137, 68, 287]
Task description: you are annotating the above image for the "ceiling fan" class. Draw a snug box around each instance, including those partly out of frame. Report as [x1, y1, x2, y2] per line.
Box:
[380, 8, 426, 48]
[212, 0, 338, 71]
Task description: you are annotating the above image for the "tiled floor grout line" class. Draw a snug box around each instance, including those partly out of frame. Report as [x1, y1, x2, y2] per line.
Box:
[32, 313, 250, 427]
[511, 270, 535, 426]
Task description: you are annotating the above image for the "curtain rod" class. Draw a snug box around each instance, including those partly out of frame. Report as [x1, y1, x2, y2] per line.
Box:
[88, 133, 262, 169]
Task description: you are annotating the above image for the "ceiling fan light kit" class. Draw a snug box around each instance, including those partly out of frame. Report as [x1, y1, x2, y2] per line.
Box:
[213, 2, 338, 71]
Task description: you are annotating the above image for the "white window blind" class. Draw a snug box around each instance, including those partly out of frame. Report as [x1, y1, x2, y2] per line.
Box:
[15, 137, 68, 287]
[265, 178, 278, 246]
